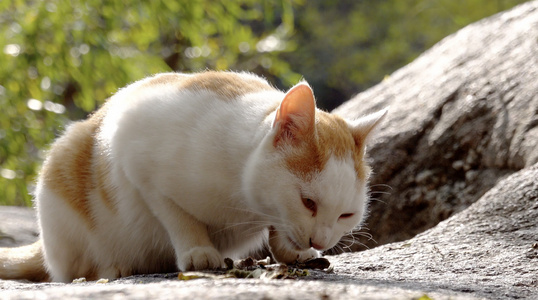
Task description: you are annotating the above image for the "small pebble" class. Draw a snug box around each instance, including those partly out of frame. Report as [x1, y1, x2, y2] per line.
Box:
[72, 277, 86, 283]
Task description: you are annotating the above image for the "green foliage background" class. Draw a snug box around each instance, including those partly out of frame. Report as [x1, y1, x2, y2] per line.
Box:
[0, 0, 529, 206]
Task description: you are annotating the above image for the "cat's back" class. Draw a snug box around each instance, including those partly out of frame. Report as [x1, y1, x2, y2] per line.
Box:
[100, 71, 281, 143]
[137, 71, 276, 101]
[99, 71, 284, 203]
[110, 71, 278, 112]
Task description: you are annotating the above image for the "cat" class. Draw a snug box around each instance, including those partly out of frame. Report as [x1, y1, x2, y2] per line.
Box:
[0, 71, 386, 283]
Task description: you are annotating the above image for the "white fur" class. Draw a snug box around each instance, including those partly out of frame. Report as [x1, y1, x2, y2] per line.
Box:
[36, 72, 377, 282]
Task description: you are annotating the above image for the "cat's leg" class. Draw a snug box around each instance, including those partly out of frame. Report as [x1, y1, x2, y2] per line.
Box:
[37, 188, 96, 282]
[144, 194, 224, 271]
[268, 227, 320, 264]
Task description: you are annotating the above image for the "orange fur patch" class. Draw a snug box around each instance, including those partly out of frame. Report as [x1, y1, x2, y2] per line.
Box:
[91, 102, 117, 213]
[141, 73, 189, 86]
[94, 152, 117, 213]
[41, 108, 114, 229]
[41, 120, 96, 228]
[284, 110, 370, 182]
[142, 71, 276, 100]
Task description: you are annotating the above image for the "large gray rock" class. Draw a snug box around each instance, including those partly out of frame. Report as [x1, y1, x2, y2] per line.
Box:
[0, 206, 38, 248]
[332, 0, 538, 249]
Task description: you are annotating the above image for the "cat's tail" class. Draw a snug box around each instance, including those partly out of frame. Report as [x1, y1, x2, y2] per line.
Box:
[0, 240, 49, 282]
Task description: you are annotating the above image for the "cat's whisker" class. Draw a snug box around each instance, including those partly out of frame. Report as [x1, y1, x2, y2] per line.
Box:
[367, 197, 386, 204]
[267, 225, 296, 242]
[348, 229, 375, 241]
[357, 232, 374, 241]
[218, 208, 286, 235]
[368, 184, 392, 200]
[369, 191, 391, 196]
[212, 221, 271, 235]
[329, 243, 344, 254]
[328, 238, 355, 254]
[338, 235, 370, 250]
[223, 206, 282, 224]
[369, 183, 393, 190]
[241, 227, 270, 239]
[328, 226, 377, 252]
[340, 234, 356, 245]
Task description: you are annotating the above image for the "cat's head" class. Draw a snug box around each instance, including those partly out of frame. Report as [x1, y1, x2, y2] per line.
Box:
[243, 82, 386, 253]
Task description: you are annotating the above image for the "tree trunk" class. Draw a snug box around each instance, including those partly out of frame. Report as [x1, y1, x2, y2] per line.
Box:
[332, 1, 538, 251]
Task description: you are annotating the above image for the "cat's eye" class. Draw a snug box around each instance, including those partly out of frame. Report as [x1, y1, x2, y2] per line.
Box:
[302, 198, 317, 216]
[339, 213, 354, 219]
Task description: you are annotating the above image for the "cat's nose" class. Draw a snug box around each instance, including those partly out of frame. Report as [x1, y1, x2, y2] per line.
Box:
[309, 238, 324, 250]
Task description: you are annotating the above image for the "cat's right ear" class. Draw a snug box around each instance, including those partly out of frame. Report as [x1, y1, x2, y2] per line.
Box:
[349, 108, 388, 151]
[272, 83, 316, 148]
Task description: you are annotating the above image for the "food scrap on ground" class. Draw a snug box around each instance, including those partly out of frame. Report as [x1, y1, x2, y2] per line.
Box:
[177, 257, 332, 281]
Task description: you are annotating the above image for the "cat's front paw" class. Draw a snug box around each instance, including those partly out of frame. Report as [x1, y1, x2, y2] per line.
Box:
[271, 247, 321, 264]
[297, 248, 321, 262]
[178, 246, 224, 271]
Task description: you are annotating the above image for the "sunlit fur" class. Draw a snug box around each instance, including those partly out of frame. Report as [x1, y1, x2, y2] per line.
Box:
[0, 71, 386, 283]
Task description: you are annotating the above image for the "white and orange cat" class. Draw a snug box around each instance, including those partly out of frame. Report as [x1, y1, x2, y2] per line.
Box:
[0, 71, 386, 282]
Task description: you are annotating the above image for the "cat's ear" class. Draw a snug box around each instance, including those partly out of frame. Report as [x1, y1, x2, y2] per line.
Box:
[348, 108, 388, 151]
[272, 83, 316, 147]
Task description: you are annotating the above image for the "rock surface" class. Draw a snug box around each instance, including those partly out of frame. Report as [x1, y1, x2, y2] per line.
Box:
[0, 206, 39, 248]
[332, 0, 538, 249]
